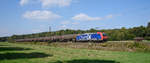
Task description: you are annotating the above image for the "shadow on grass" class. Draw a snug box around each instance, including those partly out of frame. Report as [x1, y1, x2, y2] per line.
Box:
[0, 52, 52, 60]
[0, 47, 32, 51]
[54, 59, 120, 63]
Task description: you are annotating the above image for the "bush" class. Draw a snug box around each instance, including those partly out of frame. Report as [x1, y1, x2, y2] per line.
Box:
[144, 37, 150, 40]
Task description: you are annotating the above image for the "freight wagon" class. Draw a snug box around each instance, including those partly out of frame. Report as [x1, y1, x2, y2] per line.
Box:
[15, 32, 108, 42]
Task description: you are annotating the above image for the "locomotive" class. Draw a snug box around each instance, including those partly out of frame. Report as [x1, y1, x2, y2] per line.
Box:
[15, 32, 108, 42]
[76, 32, 108, 42]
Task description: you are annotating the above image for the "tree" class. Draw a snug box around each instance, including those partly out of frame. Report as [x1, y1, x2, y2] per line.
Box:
[147, 22, 150, 28]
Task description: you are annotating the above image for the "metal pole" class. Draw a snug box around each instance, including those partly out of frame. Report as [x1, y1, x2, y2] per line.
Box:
[49, 26, 52, 36]
[49, 26, 51, 32]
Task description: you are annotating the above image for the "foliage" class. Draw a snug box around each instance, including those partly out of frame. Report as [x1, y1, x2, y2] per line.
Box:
[1, 22, 150, 41]
[0, 37, 8, 42]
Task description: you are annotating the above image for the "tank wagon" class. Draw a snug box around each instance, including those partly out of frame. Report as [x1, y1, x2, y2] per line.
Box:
[15, 34, 78, 42]
[15, 32, 108, 42]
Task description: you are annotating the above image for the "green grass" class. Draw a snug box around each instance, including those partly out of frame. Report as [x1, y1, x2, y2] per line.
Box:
[0, 42, 150, 63]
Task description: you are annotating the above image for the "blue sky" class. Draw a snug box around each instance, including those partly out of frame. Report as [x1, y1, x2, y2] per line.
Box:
[0, 0, 150, 37]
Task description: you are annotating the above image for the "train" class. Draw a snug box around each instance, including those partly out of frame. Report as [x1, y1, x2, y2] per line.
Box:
[15, 32, 108, 42]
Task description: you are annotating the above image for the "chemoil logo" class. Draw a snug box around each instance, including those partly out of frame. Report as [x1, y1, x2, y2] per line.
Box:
[80, 34, 90, 40]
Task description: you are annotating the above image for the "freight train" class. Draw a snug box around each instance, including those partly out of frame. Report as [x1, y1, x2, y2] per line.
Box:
[15, 32, 108, 42]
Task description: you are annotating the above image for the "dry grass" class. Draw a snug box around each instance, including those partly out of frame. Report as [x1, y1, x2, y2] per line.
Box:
[15, 41, 150, 52]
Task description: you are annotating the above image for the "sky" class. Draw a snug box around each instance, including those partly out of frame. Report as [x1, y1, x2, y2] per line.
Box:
[0, 0, 150, 37]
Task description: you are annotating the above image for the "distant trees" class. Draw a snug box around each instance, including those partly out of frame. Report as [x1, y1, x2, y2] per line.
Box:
[0, 37, 8, 42]
[147, 22, 150, 28]
[101, 27, 135, 41]
[145, 22, 150, 40]
[1, 22, 149, 42]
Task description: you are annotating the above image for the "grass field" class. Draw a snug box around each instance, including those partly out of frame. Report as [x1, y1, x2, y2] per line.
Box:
[0, 42, 150, 63]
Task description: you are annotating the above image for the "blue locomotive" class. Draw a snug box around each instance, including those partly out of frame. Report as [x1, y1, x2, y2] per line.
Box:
[76, 32, 108, 42]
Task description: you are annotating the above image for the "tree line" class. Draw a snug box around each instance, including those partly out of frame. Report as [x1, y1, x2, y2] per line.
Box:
[1, 22, 150, 42]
